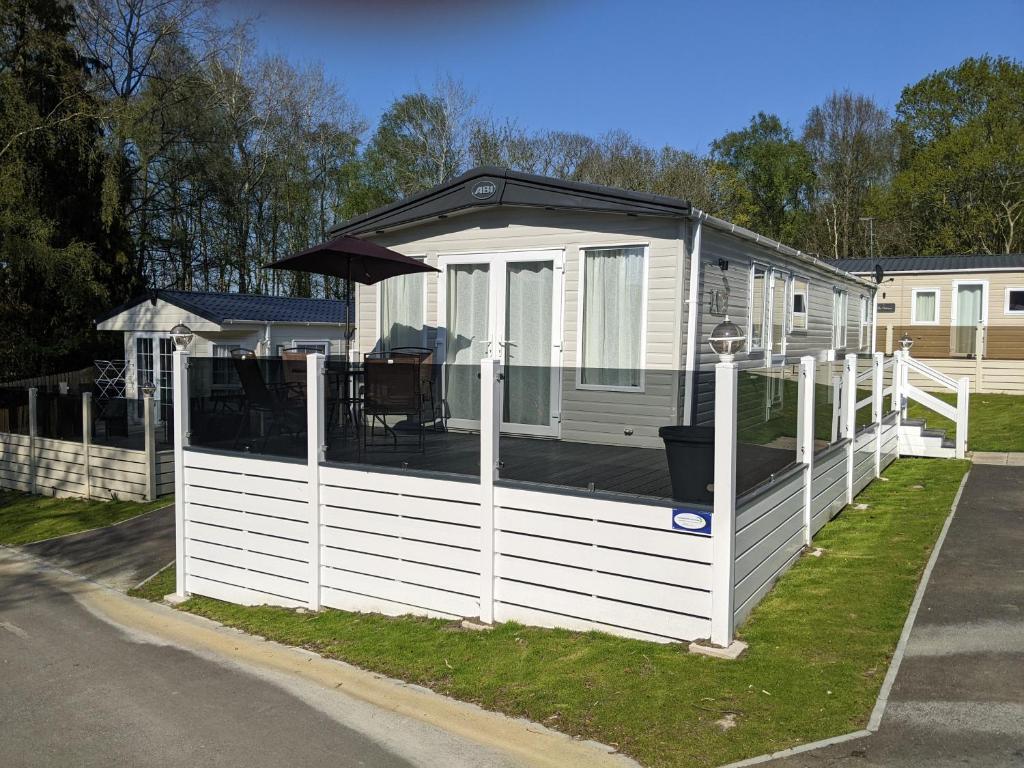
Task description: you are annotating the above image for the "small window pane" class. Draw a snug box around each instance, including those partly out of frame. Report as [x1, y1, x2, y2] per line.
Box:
[750, 266, 767, 349]
[792, 279, 809, 330]
[581, 247, 644, 387]
[914, 291, 937, 323]
[1008, 289, 1024, 313]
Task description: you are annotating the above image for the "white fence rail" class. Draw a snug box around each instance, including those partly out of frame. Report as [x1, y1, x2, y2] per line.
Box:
[171, 348, 957, 649]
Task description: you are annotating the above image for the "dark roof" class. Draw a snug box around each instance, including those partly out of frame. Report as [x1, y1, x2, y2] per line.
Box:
[96, 289, 351, 326]
[833, 254, 1024, 274]
[330, 166, 692, 236]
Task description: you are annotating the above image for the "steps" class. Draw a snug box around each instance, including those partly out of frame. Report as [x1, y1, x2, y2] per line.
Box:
[899, 418, 956, 458]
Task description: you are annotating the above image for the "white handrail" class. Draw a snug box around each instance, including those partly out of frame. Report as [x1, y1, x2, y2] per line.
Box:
[904, 355, 958, 391]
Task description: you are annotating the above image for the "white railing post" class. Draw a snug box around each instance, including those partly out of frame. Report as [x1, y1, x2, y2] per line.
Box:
[143, 392, 156, 501]
[172, 350, 190, 599]
[479, 358, 501, 625]
[797, 356, 816, 546]
[956, 376, 970, 460]
[306, 352, 325, 610]
[872, 352, 884, 478]
[974, 323, 984, 392]
[891, 350, 903, 427]
[27, 387, 38, 495]
[82, 392, 93, 499]
[843, 354, 857, 504]
[710, 360, 738, 648]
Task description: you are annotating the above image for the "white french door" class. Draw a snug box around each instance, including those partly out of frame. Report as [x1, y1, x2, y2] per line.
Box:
[439, 250, 563, 437]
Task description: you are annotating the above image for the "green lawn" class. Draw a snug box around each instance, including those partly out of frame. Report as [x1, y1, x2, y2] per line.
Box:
[907, 392, 1024, 452]
[132, 458, 968, 768]
[0, 491, 172, 546]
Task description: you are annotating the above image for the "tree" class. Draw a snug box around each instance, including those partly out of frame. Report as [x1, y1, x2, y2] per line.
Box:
[0, 0, 131, 379]
[802, 91, 895, 258]
[887, 56, 1024, 255]
[710, 112, 814, 243]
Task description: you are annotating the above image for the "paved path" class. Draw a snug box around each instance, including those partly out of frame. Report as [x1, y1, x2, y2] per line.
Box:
[21, 505, 174, 590]
[762, 464, 1024, 767]
[971, 451, 1024, 466]
[0, 550, 629, 768]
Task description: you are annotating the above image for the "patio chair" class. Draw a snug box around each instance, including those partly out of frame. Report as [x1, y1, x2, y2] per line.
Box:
[92, 395, 129, 438]
[230, 349, 306, 453]
[363, 352, 429, 451]
[388, 347, 444, 432]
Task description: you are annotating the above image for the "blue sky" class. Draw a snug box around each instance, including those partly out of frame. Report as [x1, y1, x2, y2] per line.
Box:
[223, 0, 1024, 152]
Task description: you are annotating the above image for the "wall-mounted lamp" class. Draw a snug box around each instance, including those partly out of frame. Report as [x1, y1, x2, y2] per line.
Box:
[718, 258, 729, 271]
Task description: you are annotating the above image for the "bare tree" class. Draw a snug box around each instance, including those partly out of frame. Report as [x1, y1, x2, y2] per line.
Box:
[803, 91, 895, 258]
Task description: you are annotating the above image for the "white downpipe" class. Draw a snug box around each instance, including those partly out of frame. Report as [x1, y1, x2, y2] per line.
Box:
[681, 216, 705, 425]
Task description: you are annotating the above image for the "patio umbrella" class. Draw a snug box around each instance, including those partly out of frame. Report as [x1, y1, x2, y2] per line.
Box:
[265, 234, 439, 354]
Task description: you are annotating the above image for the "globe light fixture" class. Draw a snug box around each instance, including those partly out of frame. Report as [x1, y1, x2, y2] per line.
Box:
[169, 323, 193, 350]
[708, 318, 746, 362]
[898, 332, 914, 353]
[141, 379, 157, 397]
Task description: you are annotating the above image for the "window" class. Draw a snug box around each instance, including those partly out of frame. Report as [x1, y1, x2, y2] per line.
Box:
[749, 264, 768, 351]
[212, 344, 241, 388]
[911, 288, 939, 325]
[158, 338, 173, 421]
[290, 340, 330, 354]
[1005, 288, 1024, 314]
[771, 270, 789, 355]
[832, 289, 849, 349]
[580, 246, 646, 389]
[135, 337, 154, 417]
[380, 271, 425, 350]
[791, 278, 809, 331]
[858, 296, 870, 351]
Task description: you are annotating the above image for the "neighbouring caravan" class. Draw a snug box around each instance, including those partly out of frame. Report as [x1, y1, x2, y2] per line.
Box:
[334, 167, 874, 448]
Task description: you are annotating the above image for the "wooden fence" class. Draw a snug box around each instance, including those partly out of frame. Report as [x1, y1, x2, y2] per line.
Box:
[0, 390, 171, 502]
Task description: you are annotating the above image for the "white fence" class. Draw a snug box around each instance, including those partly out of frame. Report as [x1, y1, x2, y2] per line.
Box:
[170, 349, 960, 648]
[0, 390, 171, 502]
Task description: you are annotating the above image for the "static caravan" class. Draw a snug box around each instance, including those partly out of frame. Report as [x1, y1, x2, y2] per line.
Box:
[335, 167, 874, 448]
[835, 254, 1024, 394]
[95, 290, 352, 420]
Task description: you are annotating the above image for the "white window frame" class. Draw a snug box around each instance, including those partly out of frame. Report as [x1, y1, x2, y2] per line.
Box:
[576, 243, 649, 393]
[747, 262, 770, 353]
[1005, 286, 1024, 315]
[289, 339, 331, 355]
[832, 288, 849, 350]
[768, 268, 791, 356]
[910, 288, 941, 326]
[950, 280, 989, 327]
[375, 257, 430, 351]
[791, 276, 810, 332]
[858, 295, 871, 351]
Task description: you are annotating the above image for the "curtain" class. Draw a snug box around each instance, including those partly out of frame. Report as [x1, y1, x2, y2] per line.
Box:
[503, 261, 552, 426]
[445, 264, 490, 420]
[380, 272, 425, 351]
[771, 272, 787, 353]
[581, 248, 644, 387]
[750, 267, 766, 348]
[955, 285, 983, 354]
[914, 291, 936, 323]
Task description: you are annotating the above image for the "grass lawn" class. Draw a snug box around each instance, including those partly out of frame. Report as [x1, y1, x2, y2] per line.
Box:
[131, 458, 968, 768]
[0, 491, 172, 546]
[907, 392, 1024, 452]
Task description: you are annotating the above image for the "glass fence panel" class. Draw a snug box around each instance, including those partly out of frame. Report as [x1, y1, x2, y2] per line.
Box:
[814, 360, 842, 451]
[735, 365, 800, 493]
[35, 393, 83, 441]
[0, 389, 30, 435]
[188, 356, 307, 460]
[89, 394, 174, 450]
[854, 354, 875, 433]
[321, 356, 479, 480]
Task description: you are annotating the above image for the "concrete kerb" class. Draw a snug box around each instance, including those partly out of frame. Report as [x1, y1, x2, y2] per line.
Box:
[714, 469, 972, 768]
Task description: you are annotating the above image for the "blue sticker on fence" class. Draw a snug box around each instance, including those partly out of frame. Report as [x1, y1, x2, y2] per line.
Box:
[671, 508, 712, 536]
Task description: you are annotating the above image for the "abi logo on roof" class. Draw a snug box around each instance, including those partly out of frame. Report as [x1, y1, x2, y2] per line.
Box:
[471, 180, 497, 200]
